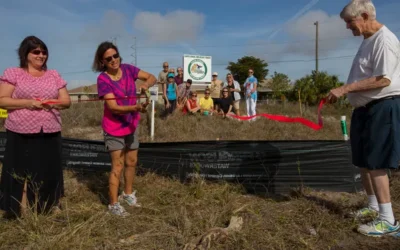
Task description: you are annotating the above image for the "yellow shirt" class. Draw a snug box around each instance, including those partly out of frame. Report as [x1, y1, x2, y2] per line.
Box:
[199, 97, 214, 110]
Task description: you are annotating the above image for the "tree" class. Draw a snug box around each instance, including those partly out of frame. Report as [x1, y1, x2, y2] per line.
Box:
[226, 56, 268, 84]
[291, 71, 344, 105]
[269, 71, 292, 99]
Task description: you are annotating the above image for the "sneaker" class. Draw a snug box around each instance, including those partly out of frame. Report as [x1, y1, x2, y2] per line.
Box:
[348, 207, 378, 220]
[119, 190, 141, 207]
[357, 219, 400, 237]
[108, 202, 130, 217]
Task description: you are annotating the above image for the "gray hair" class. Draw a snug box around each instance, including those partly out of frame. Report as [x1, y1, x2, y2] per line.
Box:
[340, 0, 376, 20]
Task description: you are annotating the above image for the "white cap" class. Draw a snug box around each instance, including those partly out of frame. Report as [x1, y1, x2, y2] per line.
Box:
[212, 72, 218, 76]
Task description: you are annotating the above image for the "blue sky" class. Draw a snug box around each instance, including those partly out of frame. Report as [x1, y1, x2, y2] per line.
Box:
[0, 0, 399, 89]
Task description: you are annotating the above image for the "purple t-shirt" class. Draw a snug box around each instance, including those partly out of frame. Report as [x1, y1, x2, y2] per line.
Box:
[174, 75, 183, 86]
[97, 64, 141, 136]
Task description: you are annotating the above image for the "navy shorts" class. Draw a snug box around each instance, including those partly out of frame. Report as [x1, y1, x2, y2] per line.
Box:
[350, 97, 400, 170]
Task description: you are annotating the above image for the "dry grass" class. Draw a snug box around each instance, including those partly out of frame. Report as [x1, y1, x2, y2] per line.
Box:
[1, 169, 400, 249]
[1, 101, 400, 249]
[60, 100, 353, 141]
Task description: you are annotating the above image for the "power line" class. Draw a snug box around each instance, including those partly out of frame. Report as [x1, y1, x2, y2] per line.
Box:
[135, 46, 360, 57]
[59, 54, 355, 75]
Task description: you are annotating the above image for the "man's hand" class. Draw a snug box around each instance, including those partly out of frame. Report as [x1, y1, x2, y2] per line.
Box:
[327, 86, 346, 104]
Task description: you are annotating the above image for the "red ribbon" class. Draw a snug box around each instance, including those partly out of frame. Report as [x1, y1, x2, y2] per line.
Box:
[40, 96, 327, 130]
[37, 95, 143, 105]
[228, 98, 326, 130]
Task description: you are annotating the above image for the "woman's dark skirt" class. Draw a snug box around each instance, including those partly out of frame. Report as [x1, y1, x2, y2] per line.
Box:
[0, 129, 64, 218]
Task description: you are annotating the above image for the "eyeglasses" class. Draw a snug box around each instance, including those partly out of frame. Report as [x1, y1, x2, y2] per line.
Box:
[31, 49, 47, 56]
[192, 95, 197, 97]
[205, 92, 210, 95]
[104, 53, 120, 62]
[223, 91, 228, 93]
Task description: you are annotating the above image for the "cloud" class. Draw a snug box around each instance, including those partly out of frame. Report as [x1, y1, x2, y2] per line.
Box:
[132, 10, 205, 43]
[80, 10, 130, 42]
[266, 0, 320, 41]
[283, 10, 356, 56]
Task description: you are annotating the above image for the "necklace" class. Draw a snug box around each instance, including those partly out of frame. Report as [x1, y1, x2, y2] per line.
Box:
[106, 68, 122, 81]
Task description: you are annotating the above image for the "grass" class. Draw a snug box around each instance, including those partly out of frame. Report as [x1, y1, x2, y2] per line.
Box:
[1, 170, 399, 249]
[1, 101, 400, 249]
[60, 100, 353, 142]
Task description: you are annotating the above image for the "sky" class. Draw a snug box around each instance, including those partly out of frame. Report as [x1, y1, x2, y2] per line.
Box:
[0, 0, 399, 89]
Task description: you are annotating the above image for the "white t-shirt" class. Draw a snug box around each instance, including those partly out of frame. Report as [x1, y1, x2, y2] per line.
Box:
[346, 26, 400, 108]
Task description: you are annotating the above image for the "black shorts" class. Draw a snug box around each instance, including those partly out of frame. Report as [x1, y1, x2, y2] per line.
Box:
[212, 98, 220, 106]
[350, 97, 400, 170]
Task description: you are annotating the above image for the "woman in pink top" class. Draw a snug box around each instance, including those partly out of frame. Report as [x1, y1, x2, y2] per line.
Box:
[0, 36, 71, 218]
[92, 41, 156, 216]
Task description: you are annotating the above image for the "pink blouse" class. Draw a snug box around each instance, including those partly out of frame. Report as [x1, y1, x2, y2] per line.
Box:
[0, 67, 67, 134]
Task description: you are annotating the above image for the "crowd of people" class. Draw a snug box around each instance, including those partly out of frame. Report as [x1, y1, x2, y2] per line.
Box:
[0, 0, 400, 239]
[156, 63, 259, 120]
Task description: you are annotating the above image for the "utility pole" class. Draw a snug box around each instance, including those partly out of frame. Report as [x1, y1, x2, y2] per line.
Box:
[131, 36, 137, 65]
[314, 21, 319, 74]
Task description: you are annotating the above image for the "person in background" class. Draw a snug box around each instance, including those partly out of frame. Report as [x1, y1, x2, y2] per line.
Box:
[327, 0, 400, 236]
[158, 62, 169, 109]
[224, 73, 241, 116]
[175, 67, 184, 86]
[209, 72, 222, 111]
[177, 79, 192, 110]
[182, 91, 200, 114]
[199, 89, 214, 116]
[244, 68, 258, 121]
[163, 73, 178, 116]
[92, 41, 156, 216]
[0, 36, 71, 218]
[218, 87, 234, 118]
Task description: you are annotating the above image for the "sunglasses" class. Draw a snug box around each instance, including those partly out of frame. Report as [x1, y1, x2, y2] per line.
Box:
[192, 95, 197, 97]
[163, 65, 169, 68]
[205, 92, 210, 95]
[31, 49, 47, 56]
[104, 53, 120, 62]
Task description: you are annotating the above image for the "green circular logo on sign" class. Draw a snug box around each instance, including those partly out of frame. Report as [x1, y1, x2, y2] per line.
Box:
[188, 59, 208, 81]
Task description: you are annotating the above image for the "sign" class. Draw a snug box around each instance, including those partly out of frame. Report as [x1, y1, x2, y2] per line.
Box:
[183, 54, 212, 83]
[0, 109, 7, 118]
[149, 85, 159, 102]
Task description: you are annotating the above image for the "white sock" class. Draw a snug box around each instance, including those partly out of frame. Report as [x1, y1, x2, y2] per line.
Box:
[378, 203, 395, 225]
[368, 195, 379, 211]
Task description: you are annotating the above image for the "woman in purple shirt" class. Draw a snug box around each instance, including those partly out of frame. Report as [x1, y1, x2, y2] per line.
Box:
[92, 41, 156, 216]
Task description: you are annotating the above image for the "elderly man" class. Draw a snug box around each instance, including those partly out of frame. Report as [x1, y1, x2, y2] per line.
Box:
[327, 0, 400, 236]
[158, 62, 169, 106]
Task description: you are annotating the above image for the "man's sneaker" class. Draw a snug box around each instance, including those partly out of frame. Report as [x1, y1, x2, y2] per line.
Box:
[348, 207, 378, 220]
[119, 190, 141, 207]
[108, 202, 130, 217]
[357, 219, 400, 237]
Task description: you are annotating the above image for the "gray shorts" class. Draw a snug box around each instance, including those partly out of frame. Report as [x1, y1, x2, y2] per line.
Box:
[104, 128, 139, 151]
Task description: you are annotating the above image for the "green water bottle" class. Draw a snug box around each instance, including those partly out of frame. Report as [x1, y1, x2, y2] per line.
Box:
[341, 116, 349, 141]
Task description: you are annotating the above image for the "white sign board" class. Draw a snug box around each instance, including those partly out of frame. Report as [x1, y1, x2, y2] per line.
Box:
[183, 54, 212, 83]
[149, 85, 159, 102]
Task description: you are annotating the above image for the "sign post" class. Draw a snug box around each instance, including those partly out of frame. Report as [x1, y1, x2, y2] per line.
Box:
[149, 85, 159, 141]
